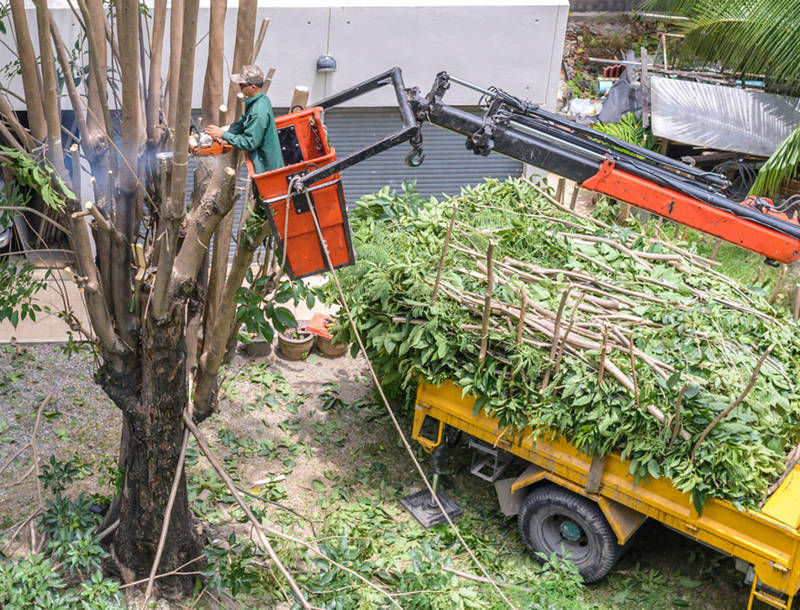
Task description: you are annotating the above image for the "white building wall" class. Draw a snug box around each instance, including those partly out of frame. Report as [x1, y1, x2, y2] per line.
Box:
[1, 1, 568, 112]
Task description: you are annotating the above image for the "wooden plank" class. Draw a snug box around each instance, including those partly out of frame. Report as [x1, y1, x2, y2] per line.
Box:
[585, 454, 606, 494]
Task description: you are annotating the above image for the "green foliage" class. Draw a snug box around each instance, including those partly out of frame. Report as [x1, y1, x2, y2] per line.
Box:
[0, 259, 47, 328]
[529, 552, 586, 610]
[75, 571, 122, 609]
[39, 456, 85, 496]
[236, 274, 322, 344]
[0, 553, 71, 609]
[593, 112, 658, 152]
[638, 1, 800, 95]
[636, 1, 800, 204]
[203, 533, 270, 598]
[1, 146, 73, 210]
[750, 123, 800, 196]
[47, 529, 108, 577]
[0, 554, 121, 609]
[40, 493, 103, 541]
[289, 490, 587, 609]
[334, 178, 800, 508]
[564, 69, 594, 98]
[0, 453, 119, 608]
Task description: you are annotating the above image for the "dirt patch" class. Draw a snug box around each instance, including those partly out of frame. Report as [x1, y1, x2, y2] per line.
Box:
[0, 343, 120, 528]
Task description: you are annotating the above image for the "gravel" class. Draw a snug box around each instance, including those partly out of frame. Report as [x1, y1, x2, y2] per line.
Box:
[0, 342, 120, 526]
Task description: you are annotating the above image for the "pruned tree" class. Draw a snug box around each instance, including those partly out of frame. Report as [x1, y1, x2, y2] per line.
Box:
[0, 0, 302, 600]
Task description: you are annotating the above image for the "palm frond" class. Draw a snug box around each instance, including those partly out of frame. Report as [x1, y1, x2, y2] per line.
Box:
[635, 0, 704, 17]
[750, 123, 800, 196]
[638, 0, 800, 95]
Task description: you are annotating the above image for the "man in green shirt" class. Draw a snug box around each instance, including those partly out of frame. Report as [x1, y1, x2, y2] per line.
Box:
[205, 65, 284, 174]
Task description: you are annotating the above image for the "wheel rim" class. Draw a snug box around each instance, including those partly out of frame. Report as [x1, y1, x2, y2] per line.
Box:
[538, 510, 591, 562]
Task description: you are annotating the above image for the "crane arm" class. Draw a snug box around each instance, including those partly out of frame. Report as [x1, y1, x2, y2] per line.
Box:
[296, 68, 800, 264]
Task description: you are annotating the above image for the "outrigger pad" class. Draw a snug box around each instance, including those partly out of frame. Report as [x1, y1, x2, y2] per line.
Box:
[400, 489, 463, 529]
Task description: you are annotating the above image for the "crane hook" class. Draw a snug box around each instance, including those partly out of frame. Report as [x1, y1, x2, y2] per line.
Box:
[405, 148, 425, 167]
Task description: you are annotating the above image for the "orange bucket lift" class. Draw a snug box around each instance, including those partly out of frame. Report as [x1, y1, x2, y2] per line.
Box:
[245, 107, 355, 279]
[244, 69, 423, 279]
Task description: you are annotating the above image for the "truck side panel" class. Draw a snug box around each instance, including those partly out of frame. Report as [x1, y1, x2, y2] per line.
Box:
[414, 380, 800, 598]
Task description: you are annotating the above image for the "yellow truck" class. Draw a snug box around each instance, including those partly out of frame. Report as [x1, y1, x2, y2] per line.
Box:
[411, 380, 800, 610]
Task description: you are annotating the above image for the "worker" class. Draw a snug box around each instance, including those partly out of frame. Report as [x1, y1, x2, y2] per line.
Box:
[204, 65, 283, 174]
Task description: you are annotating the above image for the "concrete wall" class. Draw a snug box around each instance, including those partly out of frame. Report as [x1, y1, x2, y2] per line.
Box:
[1, 1, 568, 112]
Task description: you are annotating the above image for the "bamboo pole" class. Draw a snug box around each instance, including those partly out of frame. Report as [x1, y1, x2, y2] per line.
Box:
[569, 186, 580, 211]
[541, 287, 572, 389]
[598, 324, 608, 384]
[555, 177, 565, 203]
[769, 264, 788, 305]
[668, 383, 689, 447]
[515, 288, 527, 348]
[431, 202, 459, 306]
[289, 86, 310, 110]
[794, 284, 800, 322]
[692, 343, 775, 458]
[628, 335, 639, 409]
[478, 241, 495, 363]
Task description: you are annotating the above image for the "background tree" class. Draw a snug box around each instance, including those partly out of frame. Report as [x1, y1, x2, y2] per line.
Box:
[639, 0, 800, 196]
[0, 0, 301, 600]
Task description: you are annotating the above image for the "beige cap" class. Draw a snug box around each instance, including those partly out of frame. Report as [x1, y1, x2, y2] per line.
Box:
[230, 65, 265, 85]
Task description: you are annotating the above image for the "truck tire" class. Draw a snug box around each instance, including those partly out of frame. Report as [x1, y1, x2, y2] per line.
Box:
[518, 483, 621, 583]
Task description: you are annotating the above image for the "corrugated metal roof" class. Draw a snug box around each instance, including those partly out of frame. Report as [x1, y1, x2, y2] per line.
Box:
[650, 77, 800, 157]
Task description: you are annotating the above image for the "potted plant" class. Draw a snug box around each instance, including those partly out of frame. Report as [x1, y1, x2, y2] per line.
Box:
[317, 333, 347, 357]
[277, 325, 315, 360]
[307, 313, 348, 357]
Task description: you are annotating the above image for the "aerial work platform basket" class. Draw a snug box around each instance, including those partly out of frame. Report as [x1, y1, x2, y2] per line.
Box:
[246, 106, 355, 279]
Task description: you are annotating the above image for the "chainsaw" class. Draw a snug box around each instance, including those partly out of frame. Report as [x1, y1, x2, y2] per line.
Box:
[188, 124, 232, 157]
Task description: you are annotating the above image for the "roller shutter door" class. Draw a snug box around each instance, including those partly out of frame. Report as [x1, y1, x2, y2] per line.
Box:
[323, 107, 523, 202]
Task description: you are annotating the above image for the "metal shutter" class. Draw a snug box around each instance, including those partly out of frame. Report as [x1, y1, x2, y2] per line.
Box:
[323, 107, 523, 203]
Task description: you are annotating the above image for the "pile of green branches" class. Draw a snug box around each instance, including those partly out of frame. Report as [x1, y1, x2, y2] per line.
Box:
[333, 179, 800, 510]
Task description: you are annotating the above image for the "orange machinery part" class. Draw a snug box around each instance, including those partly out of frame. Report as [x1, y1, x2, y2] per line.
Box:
[190, 139, 232, 156]
[246, 106, 355, 279]
[581, 160, 800, 264]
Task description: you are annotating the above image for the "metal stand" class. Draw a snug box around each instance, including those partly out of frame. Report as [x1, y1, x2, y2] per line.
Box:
[469, 438, 512, 482]
[401, 445, 462, 529]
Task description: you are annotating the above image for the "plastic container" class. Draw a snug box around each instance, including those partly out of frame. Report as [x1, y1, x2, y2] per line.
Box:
[246, 107, 355, 279]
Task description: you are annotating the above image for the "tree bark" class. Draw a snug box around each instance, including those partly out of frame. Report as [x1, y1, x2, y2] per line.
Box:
[8, 0, 46, 142]
[204, 0, 258, 350]
[79, 0, 113, 169]
[166, 0, 184, 131]
[201, 0, 226, 125]
[109, 309, 202, 599]
[221, 0, 257, 125]
[146, 0, 167, 147]
[33, 0, 68, 179]
[152, 0, 199, 320]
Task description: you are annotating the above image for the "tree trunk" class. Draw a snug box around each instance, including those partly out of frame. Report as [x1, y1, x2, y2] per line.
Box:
[201, 0, 226, 125]
[109, 310, 202, 599]
[8, 0, 46, 142]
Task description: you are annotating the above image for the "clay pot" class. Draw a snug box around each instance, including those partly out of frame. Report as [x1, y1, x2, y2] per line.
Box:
[317, 335, 348, 357]
[277, 326, 315, 360]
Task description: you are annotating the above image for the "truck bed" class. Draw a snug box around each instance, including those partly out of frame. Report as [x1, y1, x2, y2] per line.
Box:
[413, 380, 800, 608]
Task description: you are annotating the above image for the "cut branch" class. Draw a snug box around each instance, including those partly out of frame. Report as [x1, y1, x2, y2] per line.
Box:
[692, 343, 776, 458]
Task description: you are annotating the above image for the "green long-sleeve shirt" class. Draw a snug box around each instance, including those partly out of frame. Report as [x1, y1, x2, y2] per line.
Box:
[222, 93, 283, 174]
